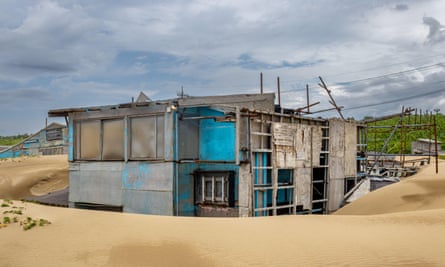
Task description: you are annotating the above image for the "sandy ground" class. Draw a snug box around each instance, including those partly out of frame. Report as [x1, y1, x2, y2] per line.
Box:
[336, 159, 445, 215]
[1, 156, 445, 266]
[0, 155, 68, 199]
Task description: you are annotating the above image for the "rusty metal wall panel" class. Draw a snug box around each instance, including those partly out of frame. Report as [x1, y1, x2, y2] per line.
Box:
[79, 120, 100, 160]
[130, 116, 156, 158]
[102, 119, 124, 160]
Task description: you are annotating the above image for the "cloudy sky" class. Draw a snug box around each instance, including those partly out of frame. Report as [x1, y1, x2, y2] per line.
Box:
[1, 0, 445, 135]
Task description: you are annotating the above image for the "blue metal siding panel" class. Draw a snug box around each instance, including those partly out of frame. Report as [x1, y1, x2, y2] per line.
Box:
[69, 121, 74, 161]
[0, 150, 27, 159]
[177, 163, 196, 216]
[199, 108, 235, 161]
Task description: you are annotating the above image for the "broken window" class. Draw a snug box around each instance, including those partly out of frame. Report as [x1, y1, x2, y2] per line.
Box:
[195, 171, 235, 206]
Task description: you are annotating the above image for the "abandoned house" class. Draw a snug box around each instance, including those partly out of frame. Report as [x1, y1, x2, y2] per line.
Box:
[48, 93, 362, 217]
[0, 122, 68, 159]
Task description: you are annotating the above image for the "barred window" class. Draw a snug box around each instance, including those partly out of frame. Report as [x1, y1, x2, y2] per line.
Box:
[195, 171, 235, 206]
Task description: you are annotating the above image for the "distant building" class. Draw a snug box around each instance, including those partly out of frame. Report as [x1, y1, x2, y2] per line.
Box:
[411, 138, 443, 154]
[48, 93, 363, 216]
[0, 123, 68, 159]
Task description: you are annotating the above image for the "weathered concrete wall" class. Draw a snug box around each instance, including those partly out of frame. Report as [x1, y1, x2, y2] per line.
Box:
[272, 123, 297, 168]
[344, 122, 357, 177]
[69, 162, 124, 207]
[346, 179, 370, 203]
[295, 167, 311, 209]
[328, 119, 358, 213]
[328, 119, 345, 213]
[238, 164, 251, 217]
[271, 123, 317, 211]
[295, 124, 313, 210]
[198, 206, 239, 217]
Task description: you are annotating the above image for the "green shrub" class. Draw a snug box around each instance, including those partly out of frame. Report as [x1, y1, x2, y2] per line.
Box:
[3, 217, 11, 224]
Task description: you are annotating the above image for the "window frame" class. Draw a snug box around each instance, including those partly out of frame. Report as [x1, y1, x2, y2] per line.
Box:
[73, 114, 165, 161]
[128, 114, 165, 160]
[194, 171, 235, 207]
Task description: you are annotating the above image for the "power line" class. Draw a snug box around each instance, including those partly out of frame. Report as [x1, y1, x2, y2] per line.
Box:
[336, 63, 445, 85]
[182, 61, 445, 93]
[280, 62, 445, 94]
[344, 86, 445, 111]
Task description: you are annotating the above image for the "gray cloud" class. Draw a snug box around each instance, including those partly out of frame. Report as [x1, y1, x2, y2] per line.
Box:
[0, 0, 445, 134]
[394, 4, 409, 11]
[423, 16, 445, 44]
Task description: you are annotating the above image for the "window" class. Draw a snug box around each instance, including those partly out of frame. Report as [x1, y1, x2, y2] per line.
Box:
[77, 120, 101, 160]
[102, 119, 124, 160]
[74, 115, 165, 161]
[195, 171, 235, 206]
[75, 119, 124, 160]
[130, 115, 164, 159]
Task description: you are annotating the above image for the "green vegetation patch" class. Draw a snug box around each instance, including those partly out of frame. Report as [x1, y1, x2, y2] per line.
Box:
[0, 200, 51, 231]
[365, 113, 445, 154]
[0, 134, 29, 146]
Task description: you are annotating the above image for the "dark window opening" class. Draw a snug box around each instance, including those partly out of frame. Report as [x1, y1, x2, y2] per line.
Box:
[345, 177, 356, 194]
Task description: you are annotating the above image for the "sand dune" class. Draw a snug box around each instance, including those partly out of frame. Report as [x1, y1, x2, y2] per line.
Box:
[336, 160, 445, 215]
[1, 156, 445, 266]
[1, 201, 445, 266]
[0, 155, 68, 199]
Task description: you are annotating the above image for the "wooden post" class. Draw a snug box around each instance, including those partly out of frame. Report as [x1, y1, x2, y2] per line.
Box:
[277, 76, 281, 107]
[434, 113, 439, 174]
[260, 72, 263, 95]
[306, 84, 310, 113]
